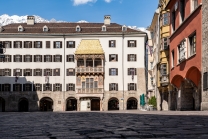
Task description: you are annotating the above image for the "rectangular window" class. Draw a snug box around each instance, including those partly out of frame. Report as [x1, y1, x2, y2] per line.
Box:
[3, 41, 11, 48]
[54, 41, 62, 48]
[163, 13, 169, 26]
[0, 55, 11, 62]
[172, 50, 175, 68]
[109, 54, 118, 62]
[44, 55, 52, 62]
[82, 82, 85, 89]
[178, 40, 186, 63]
[24, 55, 32, 62]
[13, 84, 22, 91]
[24, 84, 32, 91]
[128, 83, 137, 91]
[67, 68, 75, 76]
[14, 55, 22, 62]
[46, 41, 50, 48]
[44, 69, 52, 76]
[34, 83, 42, 91]
[2, 84, 10, 91]
[24, 69, 32, 76]
[109, 40, 116, 47]
[189, 33, 196, 56]
[67, 41, 75, 48]
[180, 0, 185, 22]
[109, 68, 118, 76]
[4, 69, 11, 76]
[53, 68, 60, 76]
[43, 83, 52, 91]
[109, 83, 118, 91]
[67, 55, 74, 62]
[13, 69, 22, 76]
[128, 40, 136, 47]
[34, 41, 42, 48]
[67, 83, 75, 91]
[160, 64, 167, 75]
[53, 83, 62, 91]
[34, 69, 42, 76]
[192, 0, 198, 11]
[128, 68, 137, 75]
[24, 41, 32, 48]
[54, 55, 62, 62]
[14, 41, 22, 48]
[34, 55, 42, 62]
[127, 54, 137, 61]
[94, 81, 98, 88]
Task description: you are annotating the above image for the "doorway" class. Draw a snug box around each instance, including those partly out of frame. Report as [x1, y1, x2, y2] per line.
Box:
[127, 97, 138, 110]
[18, 98, 29, 112]
[40, 97, 53, 111]
[91, 99, 100, 111]
[66, 97, 77, 111]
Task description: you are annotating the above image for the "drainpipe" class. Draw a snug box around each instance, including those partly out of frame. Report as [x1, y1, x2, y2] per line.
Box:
[63, 34, 66, 111]
[122, 33, 124, 110]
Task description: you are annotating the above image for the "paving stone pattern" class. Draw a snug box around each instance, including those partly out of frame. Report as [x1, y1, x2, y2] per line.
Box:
[1, 111, 208, 139]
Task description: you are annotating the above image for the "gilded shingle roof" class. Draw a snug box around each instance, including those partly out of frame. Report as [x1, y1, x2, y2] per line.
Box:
[75, 40, 104, 54]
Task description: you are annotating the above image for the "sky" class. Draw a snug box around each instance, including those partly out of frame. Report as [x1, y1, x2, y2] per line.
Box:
[0, 0, 158, 28]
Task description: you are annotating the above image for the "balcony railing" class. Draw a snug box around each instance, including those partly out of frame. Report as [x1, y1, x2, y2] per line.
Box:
[77, 88, 103, 94]
[76, 67, 104, 73]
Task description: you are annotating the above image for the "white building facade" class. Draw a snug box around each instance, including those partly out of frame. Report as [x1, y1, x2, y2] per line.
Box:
[0, 16, 147, 112]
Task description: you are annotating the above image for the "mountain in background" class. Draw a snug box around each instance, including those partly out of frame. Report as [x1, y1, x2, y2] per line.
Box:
[0, 14, 146, 31]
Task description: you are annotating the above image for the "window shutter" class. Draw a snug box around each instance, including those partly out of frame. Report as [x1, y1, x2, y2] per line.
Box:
[43, 84, 46, 91]
[13, 69, 16, 76]
[60, 55, 62, 62]
[73, 84, 75, 91]
[134, 68, 137, 75]
[34, 41, 36, 48]
[40, 84, 42, 91]
[46, 41, 50, 48]
[33, 69, 36, 76]
[66, 41, 69, 48]
[128, 83, 130, 91]
[24, 41, 26, 48]
[2, 84, 4, 91]
[53, 41, 56, 48]
[13, 55, 16, 62]
[116, 84, 118, 91]
[109, 68, 111, 75]
[44, 69, 46, 76]
[20, 55, 22, 62]
[60, 84, 62, 91]
[60, 41, 62, 48]
[134, 40, 137, 47]
[0, 58, 2, 62]
[114, 40, 116, 47]
[50, 69, 52, 76]
[23, 84, 25, 91]
[2, 69, 5, 76]
[128, 41, 130, 47]
[53, 84, 55, 91]
[9, 69, 11, 76]
[134, 84, 137, 91]
[53, 55, 56, 62]
[53, 69, 56, 76]
[30, 41, 32, 48]
[9, 55, 11, 62]
[0, 69, 2, 76]
[72, 55, 74, 62]
[50, 84, 52, 91]
[203, 72, 207, 90]
[30, 55, 32, 62]
[13, 84, 15, 91]
[34, 55, 36, 62]
[20, 69, 22, 76]
[109, 84, 111, 91]
[58, 69, 60, 76]
[40, 41, 42, 48]
[135, 54, 137, 61]
[109, 40, 111, 47]
[116, 68, 118, 75]
[128, 68, 130, 75]
[127, 54, 130, 61]
[73, 69, 75, 76]
[66, 55, 69, 62]
[40, 55, 42, 62]
[33, 84, 36, 91]
[73, 41, 75, 48]
[20, 41, 22, 48]
[50, 55, 52, 62]
[109, 54, 111, 61]
[66, 84, 69, 91]
[116, 54, 118, 61]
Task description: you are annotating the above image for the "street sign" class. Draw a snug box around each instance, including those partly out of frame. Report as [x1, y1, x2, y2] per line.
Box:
[0, 55, 5, 58]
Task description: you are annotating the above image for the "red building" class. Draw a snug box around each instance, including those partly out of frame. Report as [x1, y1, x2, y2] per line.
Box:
[166, 0, 202, 110]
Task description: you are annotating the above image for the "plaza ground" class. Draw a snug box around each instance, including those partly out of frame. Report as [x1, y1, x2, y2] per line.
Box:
[1, 110, 208, 139]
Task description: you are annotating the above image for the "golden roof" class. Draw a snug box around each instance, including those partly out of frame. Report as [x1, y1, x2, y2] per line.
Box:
[75, 40, 104, 54]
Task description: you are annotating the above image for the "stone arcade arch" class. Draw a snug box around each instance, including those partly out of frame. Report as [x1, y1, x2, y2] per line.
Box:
[127, 97, 138, 110]
[18, 98, 29, 112]
[0, 97, 5, 112]
[108, 97, 119, 110]
[66, 97, 77, 111]
[40, 97, 53, 111]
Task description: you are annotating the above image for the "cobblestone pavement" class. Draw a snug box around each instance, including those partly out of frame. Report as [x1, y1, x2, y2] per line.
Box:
[1, 111, 208, 139]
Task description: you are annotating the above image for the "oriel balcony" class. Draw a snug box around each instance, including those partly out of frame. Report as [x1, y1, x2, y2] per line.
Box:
[75, 56, 104, 74]
[160, 74, 169, 87]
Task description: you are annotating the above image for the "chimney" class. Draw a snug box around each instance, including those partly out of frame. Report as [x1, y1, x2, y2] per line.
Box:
[104, 15, 111, 25]
[27, 16, 35, 25]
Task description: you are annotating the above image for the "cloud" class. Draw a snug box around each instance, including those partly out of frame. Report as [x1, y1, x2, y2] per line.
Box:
[72, 0, 97, 6]
[104, 0, 112, 3]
